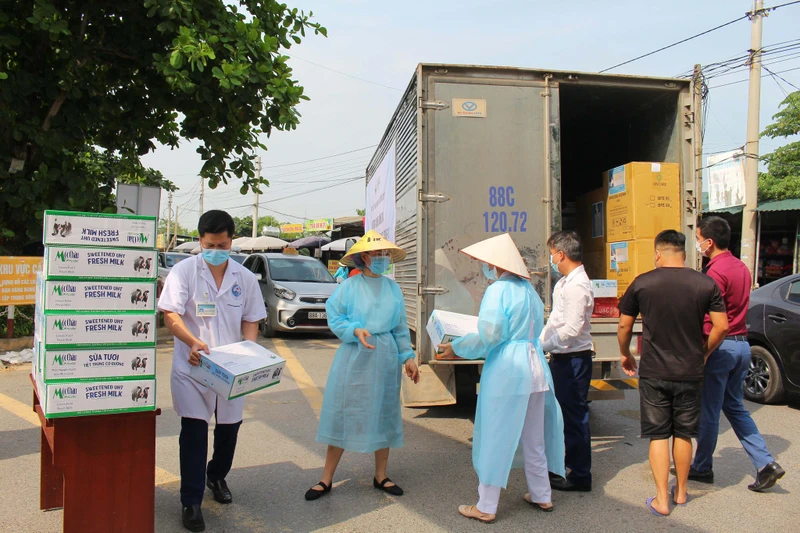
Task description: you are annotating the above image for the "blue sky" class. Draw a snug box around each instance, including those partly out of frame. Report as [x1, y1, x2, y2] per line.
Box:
[142, 0, 800, 231]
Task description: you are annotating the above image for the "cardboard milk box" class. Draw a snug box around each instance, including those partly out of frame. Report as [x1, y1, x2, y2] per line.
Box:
[38, 343, 156, 382]
[42, 246, 158, 280]
[590, 280, 620, 318]
[37, 378, 156, 418]
[37, 311, 157, 348]
[43, 210, 157, 249]
[605, 162, 681, 242]
[190, 340, 286, 400]
[426, 310, 479, 360]
[38, 275, 157, 312]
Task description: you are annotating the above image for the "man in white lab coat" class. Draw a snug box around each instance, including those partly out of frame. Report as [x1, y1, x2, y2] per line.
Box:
[159, 210, 267, 532]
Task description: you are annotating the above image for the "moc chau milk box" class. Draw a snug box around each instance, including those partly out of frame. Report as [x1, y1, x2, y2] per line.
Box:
[37, 311, 157, 348]
[427, 309, 479, 360]
[36, 378, 156, 418]
[43, 210, 157, 249]
[190, 340, 286, 400]
[37, 275, 157, 312]
[43, 246, 158, 280]
[36, 340, 156, 382]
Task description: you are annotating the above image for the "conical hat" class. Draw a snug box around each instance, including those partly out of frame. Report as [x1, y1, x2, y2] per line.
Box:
[460, 233, 530, 279]
[340, 230, 406, 267]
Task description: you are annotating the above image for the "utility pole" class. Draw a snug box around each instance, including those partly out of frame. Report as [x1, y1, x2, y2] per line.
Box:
[741, 0, 765, 288]
[199, 175, 204, 217]
[171, 205, 179, 249]
[252, 156, 261, 238]
[166, 191, 173, 251]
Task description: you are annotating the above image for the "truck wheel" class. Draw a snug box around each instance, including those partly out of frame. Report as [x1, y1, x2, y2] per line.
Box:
[745, 346, 784, 404]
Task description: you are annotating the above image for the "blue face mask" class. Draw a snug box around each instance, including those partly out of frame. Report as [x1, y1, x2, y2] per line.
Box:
[549, 254, 561, 274]
[481, 263, 498, 281]
[202, 248, 230, 266]
[369, 256, 390, 275]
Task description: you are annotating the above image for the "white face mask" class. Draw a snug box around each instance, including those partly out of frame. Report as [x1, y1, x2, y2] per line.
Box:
[696, 239, 711, 256]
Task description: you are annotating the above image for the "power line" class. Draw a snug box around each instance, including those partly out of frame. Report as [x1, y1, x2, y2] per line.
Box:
[286, 53, 404, 92]
[261, 145, 376, 169]
[600, 15, 748, 73]
[710, 65, 800, 88]
[215, 176, 364, 211]
[764, 65, 800, 92]
[602, 1, 800, 74]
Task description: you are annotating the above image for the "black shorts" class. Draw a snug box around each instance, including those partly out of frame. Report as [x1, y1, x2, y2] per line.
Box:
[639, 378, 702, 440]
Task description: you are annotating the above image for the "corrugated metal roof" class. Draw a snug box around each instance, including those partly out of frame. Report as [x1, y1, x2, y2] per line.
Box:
[755, 198, 800, 212]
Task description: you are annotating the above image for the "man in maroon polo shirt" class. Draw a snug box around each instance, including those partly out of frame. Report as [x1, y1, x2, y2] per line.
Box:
[684, 216, 785, 491]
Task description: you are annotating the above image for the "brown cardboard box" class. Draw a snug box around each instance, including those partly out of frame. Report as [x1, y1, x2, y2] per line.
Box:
[583, 249, 607, 280]
[576, 185, 608, 253]
[607, 240, 656, 298]
[605, 162, 681, 242]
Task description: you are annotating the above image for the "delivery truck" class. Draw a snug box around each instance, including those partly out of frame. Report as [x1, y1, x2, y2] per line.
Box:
[364, 64, 703, 406]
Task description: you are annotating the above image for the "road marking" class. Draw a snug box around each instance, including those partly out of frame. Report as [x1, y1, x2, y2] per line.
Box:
[308, 339, 340, 349]
[0, 393, 182, 486]
[0, 392, 40, 426]
[270, 338, 324, 419]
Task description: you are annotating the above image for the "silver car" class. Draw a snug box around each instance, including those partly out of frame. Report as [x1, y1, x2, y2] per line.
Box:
[243, 253, 337, 337]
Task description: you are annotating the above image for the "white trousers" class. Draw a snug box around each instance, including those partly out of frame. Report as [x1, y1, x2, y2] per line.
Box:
[477, 392, 550, 514]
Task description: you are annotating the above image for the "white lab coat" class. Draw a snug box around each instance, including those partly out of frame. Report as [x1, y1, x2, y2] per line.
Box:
[158, 254, 267, 423]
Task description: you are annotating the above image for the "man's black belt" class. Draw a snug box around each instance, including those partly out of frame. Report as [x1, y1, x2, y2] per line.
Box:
[550, 349, 593, 357]
[726, 335, 747, 342]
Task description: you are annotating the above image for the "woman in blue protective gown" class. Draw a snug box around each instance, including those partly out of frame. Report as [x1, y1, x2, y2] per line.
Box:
[438, 233, 566, 523]
[305, 231, 421, 501]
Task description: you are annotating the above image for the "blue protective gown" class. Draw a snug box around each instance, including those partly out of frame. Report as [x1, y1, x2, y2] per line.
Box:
[333, 266, 349, 281]
[452, 273, 566, 488]
[316, 274, 414, 452]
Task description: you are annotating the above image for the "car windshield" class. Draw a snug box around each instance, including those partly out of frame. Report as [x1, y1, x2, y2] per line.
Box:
[165, 253, 189, 267]
[267, 258, 335, 283]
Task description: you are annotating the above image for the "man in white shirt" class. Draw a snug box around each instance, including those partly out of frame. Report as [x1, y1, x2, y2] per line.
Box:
[159, 210, 267, 532]
[540, 231, 594, 492]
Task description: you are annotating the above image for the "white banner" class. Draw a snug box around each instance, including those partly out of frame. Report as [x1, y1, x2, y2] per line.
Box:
[707, 150, 746, 212]
[366, 141, 397, 242]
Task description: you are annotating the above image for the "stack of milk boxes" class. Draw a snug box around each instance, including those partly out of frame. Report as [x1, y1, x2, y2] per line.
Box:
[577, 162, 681, 308]
[33, 210, 159, 418]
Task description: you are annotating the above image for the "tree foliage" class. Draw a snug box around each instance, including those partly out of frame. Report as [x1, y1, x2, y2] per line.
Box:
[759, 91, 800, 202]
[233, 215, 283, 237]
[0, 0, 324, 253]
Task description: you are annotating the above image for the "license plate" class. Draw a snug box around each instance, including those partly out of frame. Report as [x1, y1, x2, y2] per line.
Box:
[309, 312, 327, 319]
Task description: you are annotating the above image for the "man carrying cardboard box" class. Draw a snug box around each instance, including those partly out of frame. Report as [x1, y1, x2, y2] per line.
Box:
[541, 231, 595, 492]
[159, 210, 267, 532]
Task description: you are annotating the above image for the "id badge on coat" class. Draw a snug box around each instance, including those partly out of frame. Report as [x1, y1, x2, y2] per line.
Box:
[196, 302, 217, 317]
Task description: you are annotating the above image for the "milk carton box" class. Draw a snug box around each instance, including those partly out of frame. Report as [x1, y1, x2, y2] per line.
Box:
[39, 344, 156, 382]
[43, 210, 157, 249]
[37, 311, 157, 348]
[39, 276, 157, 312]
[190, 340, 286, 400]
[42, 246, 158, 280]
[37, 379, 156, 418]
[426, 309, 479, 360]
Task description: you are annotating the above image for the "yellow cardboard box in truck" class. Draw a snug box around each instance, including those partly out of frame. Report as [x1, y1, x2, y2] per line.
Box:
[606, 162, 681, 242]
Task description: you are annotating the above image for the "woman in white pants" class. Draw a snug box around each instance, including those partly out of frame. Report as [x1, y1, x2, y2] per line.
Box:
[438, 233, 565, 523]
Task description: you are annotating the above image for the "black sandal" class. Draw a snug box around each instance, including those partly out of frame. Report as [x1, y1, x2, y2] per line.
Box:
[305, 481, 331, 501]
[373, 477, 404, 496]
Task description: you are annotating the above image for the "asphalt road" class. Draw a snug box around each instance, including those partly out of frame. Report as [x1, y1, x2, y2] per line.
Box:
[1, 334, 798, 533]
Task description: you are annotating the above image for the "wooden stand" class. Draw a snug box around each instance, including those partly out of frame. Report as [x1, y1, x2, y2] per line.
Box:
[32, 376, 161, 533]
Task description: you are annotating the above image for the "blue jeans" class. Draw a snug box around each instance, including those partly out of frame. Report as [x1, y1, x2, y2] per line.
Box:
[550, 353, 592, 485]
[693, 339, 774, 474]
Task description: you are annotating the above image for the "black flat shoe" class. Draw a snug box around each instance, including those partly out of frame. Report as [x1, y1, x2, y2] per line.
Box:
[305, 481, 331, 501]
[207, 479, 233, 504]
[182, 505, 205, 532]
[550, 478, 591, 492]
[374, 477, 404, 496]
[671, 467, 714, 484]
[748, 462, 785, 492]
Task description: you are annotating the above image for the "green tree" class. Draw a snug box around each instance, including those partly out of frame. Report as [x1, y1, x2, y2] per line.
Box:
[232, 215, 283, 237]
[356, 208, 366, 216]
[0, 1, 325, 253]
[759, 91, 800, 201]
[157, 218, 190, 236]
